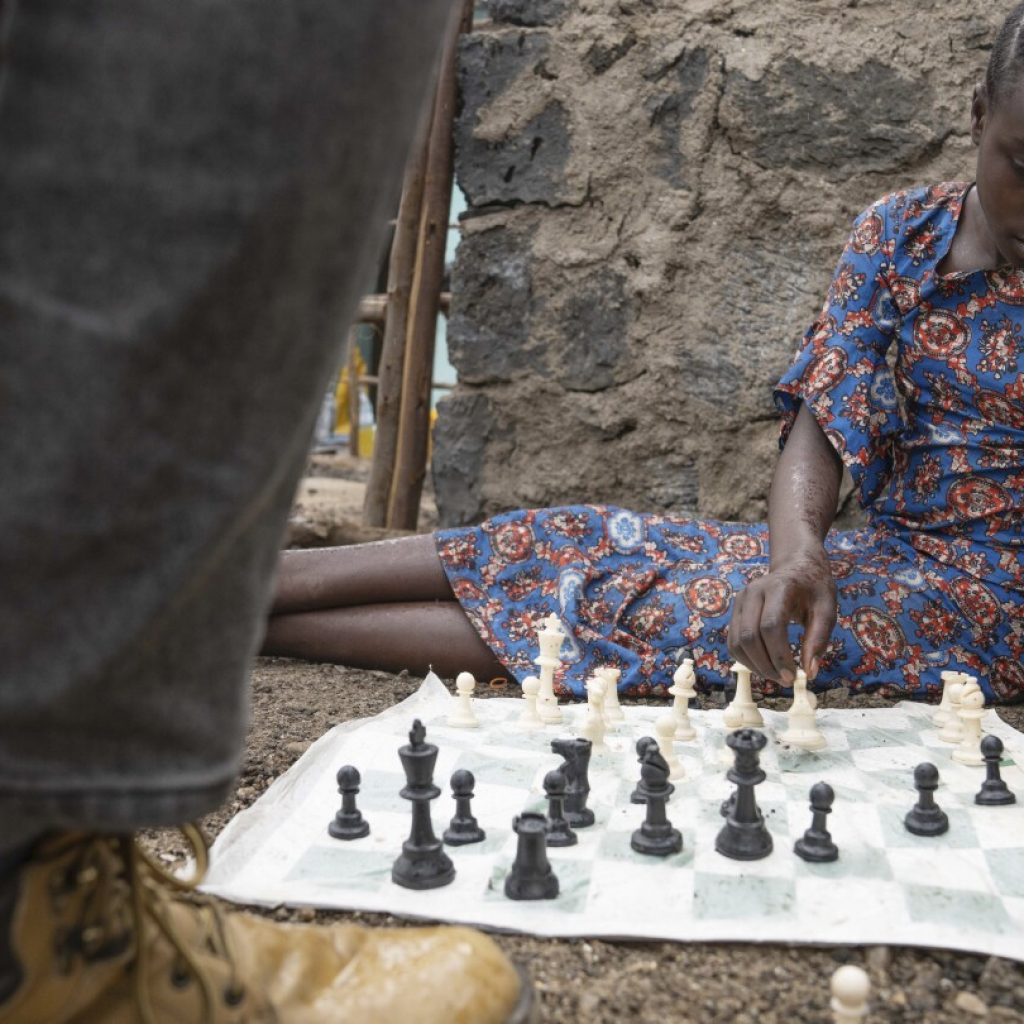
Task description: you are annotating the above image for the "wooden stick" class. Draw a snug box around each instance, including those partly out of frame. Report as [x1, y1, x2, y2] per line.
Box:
[386, 0, 471, 530]
[355, 291, 450, 325]
[346, 326, 361, 458]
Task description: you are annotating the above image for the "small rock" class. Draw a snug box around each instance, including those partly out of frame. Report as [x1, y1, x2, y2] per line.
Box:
[236, 785, 256, 801]
[296, 906, 316, 922]
[954, 992, 989, 1016]
[890, 990, 907, 1007]
[285, 740, 310, 756]
[867, 945, 891, 973]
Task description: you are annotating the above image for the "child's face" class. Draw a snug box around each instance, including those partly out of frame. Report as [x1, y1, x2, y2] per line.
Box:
[973, 79, 1024, 267]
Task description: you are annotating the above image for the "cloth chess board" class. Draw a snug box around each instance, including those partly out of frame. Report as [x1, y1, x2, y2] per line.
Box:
[203, 674, 1024, 960]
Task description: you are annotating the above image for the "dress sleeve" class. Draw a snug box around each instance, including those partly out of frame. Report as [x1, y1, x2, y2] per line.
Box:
[774, 197, 903, 508]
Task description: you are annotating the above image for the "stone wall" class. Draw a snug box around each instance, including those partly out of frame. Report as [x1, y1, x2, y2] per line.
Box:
[432, 0, 1002, 527]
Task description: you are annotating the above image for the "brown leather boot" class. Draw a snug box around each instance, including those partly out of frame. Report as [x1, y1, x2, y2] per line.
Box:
[0, 826, 534, 1023]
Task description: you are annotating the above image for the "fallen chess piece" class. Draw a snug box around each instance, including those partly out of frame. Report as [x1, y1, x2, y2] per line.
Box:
[669, 660, 697, 741]
[542, 769, 577, 847]
[447, 671, 480, 729]
[505, 812, 559, 900]
[904, 762, 949, 837]
[551, 736, 595, 828]
[630, 742, 682, 856]
[937, 679, 966, 743]
[597, 666, 625, 726]
[830, 964, 870, 1024]
[328, 764, 370, 841]
[722, 661, 763, 730]
[716, 728, 773, 860]
[976, 735, 1017, 806]
[952, 680, 985, 767]
[655, 713, 685, 781]
[518, 674, 544, 731]
[443, 769, 485, 846]
[793, 781, 838, 863]
[780, 669, 826, 751]
[535, 614, 565, 725]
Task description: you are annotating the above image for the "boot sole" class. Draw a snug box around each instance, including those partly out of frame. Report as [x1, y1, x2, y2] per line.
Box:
[508, 963, 538, 1024]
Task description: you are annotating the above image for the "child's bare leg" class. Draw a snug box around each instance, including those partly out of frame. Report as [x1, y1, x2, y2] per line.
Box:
[271, 534, 451, 613]
[261, 601, 506, 679]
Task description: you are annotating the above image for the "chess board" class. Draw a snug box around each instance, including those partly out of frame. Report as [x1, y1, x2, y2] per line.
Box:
[203, 674, 1024, 960]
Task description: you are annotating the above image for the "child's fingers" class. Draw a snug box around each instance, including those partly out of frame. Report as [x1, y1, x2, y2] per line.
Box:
[801, 586, 837, 680]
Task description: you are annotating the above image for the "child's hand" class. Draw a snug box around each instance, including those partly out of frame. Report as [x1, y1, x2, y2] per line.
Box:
[727, 546, 837, 685]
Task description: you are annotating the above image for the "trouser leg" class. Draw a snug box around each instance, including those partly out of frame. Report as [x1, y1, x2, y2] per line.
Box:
[0, 0, 454, 842]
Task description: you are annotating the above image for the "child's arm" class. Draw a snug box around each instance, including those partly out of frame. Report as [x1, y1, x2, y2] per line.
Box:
[728, 401, 842, 684]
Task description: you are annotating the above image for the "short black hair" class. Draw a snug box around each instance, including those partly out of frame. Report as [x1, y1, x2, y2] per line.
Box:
[987, 3, 1024, 104]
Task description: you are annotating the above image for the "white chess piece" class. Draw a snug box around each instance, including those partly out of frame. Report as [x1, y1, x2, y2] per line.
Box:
[669, 660, 697, 741]
[580, 676, 607, 751]
[780, 669, 826, 751]
[722, 661, 763, 729]
[518, 674, 544, 730]
[938, 680, 966, 743]
[830, 964, 870, 1024]
[535, 614, 565, 725]
[597, 666, 625, 726]
[447, 671, 480, 728]
[953, 681, 985, 766]
[934, 670, 963, 727]
[655, 713, 685, 781]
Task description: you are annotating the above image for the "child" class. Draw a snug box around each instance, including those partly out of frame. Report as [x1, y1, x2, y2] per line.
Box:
[264, 6, 1024, 705]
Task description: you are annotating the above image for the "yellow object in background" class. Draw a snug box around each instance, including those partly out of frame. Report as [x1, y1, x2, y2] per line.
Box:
[332, 349, 375, 456]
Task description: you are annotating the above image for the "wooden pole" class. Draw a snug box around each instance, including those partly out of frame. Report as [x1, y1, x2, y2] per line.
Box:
[346, 326, 361, 458]
[386, 0, 471, 530]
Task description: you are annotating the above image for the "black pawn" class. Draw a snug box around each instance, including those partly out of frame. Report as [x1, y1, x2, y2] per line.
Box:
[904, 762, 949, 836]
[715, 728, 773, 860]
[631, 744, 683, 856]
[543, 770, 577, 847]
[392, 720, 456, 890]
[975, 735, 1017, 807]
[630, 736, 674, 804]
[328, 765, 370, 840]
[505, 812, 559, 900]
[443, 769, 486, 846]
[551, 737, 595, 828]
[794, 781, 839, 863]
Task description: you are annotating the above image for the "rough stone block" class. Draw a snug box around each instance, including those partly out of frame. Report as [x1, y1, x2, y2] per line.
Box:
[487, 0, 567, 27]
[431, 392, 493, 527]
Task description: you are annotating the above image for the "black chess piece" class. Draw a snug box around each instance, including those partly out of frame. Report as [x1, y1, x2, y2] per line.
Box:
[550, 737, 595, 828]
[391, 720, 456, 889]
[904, 762, 949, 836]
[793, 781, 839, 863]
[328, 764, 370, 840]
[630, 736, 674, 804]
[543, 770, 577, 847]
[505, 812, 559, 900]
[443, 769, 486, 846]
[975, 735, 1017, 807]
[715, 728, 773, 860]
[631, 744, 683, 856]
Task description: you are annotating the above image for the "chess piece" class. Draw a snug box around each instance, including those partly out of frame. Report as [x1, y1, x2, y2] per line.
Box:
[669, 660, 697, 741]
[952, 681, 985, 766]
[391, 720, 456, 889]
[934, 670, 968, 727]
[630, 744, 683, 856]
[551, 736, 594, 828]
[535, 614, 565, 725]
[830, 964, 870, 1024]
[328, 764, 370, 840]
[780, 669, 826, 751]
[505, 813, 559, 900]
[975, 735, 1017, 806]
[655, 713, 685, 781]
[597, 666, 625, 726]
[580, 676, 607, 751]
[793, 781, 838, 862]
[542, 769, 577, 847]
[722, 662, 763, 730]
[447, 671, 480, 728]
[715, 728, 773, 860]
[443, 769, 485, 846]
[904, 762, 949, 837]
[937, 680, 966, 743]
[518, 674, 544, 730]
[630, 735, 675, 803]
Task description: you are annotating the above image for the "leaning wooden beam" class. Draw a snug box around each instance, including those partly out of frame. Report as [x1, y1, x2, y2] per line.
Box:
[346, 326, 361, 458]
[386, 0, 471, 530]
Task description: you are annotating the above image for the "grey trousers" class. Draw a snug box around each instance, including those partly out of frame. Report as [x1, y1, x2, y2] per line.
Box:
[0, 0, 453, 847]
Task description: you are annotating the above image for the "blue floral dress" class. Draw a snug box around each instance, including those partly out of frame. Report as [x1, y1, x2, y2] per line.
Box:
[436, 183, 1024, 704]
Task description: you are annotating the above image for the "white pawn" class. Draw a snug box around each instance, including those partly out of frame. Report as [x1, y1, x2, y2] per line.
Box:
[580, 676, 607, 751]
[723, 661, 764, 729]
[938, 680, 966, 743]
[597, 666, 625, 726]
[780, 669, 826, 751]
[655, 713, 685, 781]
[953, 681, 985, 767]
[934, 670, 962, 727]
[535, 614, 565, 725]
[518, 674, 544, 730]
[669, 660, 697, 741]
[830, 964, 870, 1024]
[447, 671, 480, 728]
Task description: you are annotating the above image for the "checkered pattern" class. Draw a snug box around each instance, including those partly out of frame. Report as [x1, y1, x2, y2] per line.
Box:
[204, 676, 1024, 959]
